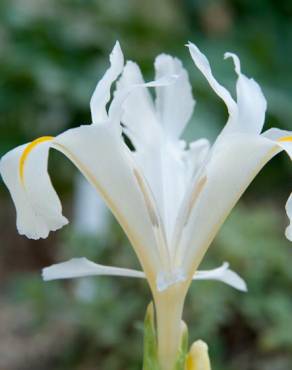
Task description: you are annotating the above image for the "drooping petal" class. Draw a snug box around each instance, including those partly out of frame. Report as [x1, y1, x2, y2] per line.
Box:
[187, 42, 237, 117]
[193, 262, 247, 292]
[0, 123, 163, 281]
[0, 137, 68, 239]
[43, 257, 246, 292]
[175, 132, 285, 277]
[42, 257, 145, 281]
[262, 127, 292, 157]
[262, 128, 292, 241]
[285, 194, 292, 241]
[53, 124, 162, 280]
[223, 52, 267, 135]
[154, 54, 195, 139]
[90, 41, 124, 124]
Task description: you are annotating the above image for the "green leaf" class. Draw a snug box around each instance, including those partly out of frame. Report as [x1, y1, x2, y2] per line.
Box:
[173, 321, 189, 370]
[142, 303, 189, 370]
[143, 302, 160, 370]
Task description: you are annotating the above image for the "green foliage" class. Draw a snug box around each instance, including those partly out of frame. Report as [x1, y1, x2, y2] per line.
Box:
[185, 204, 292, 370]
[142, 302, 189, 370]
[143, 302, 159, 370]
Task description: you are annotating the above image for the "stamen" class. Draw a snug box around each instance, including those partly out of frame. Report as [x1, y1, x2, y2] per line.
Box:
[184, 176, 207, 225]
[133, 167, 173, 276]
[133, 168, 159, 228]
[19, 136, 54, 183]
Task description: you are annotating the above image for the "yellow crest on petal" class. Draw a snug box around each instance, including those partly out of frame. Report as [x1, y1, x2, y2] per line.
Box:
[19, 136, 54, 183]
[278, 136, 292, 143]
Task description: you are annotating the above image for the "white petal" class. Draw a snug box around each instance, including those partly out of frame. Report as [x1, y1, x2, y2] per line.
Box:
[54, 124, 161, 278]
[184, 138, 210, 181]
[285, 194, 292, 241]
[193, 262, 247, 292]
[188, 43, 267, 138]
[43, 257, 246, 292]
[90, 41, 124, 124]
[262, 128, 292, 240]
[223, 52, 267, 135]
[187, 42, 237, 117]
[42, 257, 144, 281]
[0, 124, 162, 279]
[114, 60, 160, 147]
[114, 62, 187, 244]
[0, 139, 68, 239]
[73, 173, 109, 235]
[176, 133, 282, 276]
[262, 128, 292, 158]
[109, 69, 176, 125]
[154, 54, 195, 139]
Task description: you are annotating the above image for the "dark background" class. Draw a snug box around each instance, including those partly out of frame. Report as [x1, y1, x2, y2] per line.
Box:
[0, 1, 292, 369]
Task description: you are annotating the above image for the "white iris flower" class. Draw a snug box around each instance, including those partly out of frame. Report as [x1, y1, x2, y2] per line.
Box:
[1, 41, 291, 370]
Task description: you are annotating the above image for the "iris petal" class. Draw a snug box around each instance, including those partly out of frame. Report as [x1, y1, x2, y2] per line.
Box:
[155, 54, 195, 139]
[90, 41, 124, 124]
[43, 257, 246, 291]
[0, 139, 68, 239]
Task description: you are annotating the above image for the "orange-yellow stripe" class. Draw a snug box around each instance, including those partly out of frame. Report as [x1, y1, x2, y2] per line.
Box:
[278, 136, 292, 142]
[19, 136, 54, 183]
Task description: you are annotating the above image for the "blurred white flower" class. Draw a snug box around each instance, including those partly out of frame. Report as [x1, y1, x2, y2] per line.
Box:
[74, 173, 110, 236]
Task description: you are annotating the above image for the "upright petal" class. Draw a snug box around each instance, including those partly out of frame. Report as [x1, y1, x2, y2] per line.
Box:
[114, 60, 160, 148]
[223, 52, 267, 135]
[90, 41, 124, 123]
[155, 54, 195, 139]
[108, 70, 177, 125]
[184, 138, 210, 181]
[187, 42, 237, 117]
[188, 43, 267, 138]
[0, 137, 68, 239]
[115, 61, 188, 245]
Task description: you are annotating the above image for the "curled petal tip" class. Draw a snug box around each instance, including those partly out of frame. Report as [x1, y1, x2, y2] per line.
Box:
[224, 52, 241, 74]
[110, 41, 124, 67]
[112, 40, 121, 52]
[225, 269, 248, 292]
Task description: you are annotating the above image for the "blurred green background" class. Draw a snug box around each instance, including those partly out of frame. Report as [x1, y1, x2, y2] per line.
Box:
[0, 0, 292, 369]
